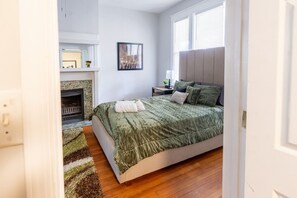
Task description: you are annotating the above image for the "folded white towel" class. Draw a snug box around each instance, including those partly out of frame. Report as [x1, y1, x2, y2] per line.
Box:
[115, 101, 138, 113]
[136, 100, 145, 111]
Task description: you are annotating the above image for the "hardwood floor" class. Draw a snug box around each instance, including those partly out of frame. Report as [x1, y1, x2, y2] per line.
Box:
[83, 126, 223, 198]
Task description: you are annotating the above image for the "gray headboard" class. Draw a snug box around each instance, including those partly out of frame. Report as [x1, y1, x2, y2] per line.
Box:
[179, 47, 225, 86]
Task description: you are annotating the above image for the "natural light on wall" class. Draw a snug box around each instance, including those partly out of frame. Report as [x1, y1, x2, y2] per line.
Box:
[172, 1, 225, 80]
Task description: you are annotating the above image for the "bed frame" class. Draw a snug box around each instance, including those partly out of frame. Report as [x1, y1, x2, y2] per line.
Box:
[92, 47, 225, 183]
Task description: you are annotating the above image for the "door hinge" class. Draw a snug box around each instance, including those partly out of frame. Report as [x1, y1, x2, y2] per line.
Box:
[242, 111, 247, 129]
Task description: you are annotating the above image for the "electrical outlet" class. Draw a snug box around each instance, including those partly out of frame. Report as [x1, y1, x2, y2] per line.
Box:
[0, 90, 23, 148]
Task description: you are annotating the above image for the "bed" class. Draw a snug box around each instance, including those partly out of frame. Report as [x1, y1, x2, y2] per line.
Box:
[92, 47, 225, 183]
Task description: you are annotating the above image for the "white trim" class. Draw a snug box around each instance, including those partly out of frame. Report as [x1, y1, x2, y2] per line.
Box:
[59, 31, 100, 44]
[222, 0, 244, 197]
[19, 0, 64, 197]
[60, 72, 95, 81]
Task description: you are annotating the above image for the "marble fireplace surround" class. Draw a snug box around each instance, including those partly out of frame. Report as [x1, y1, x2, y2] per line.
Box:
[60, 80, 92, 120]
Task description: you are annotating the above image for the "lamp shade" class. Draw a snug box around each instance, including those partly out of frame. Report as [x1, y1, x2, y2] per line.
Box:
[166, 70, 174, 79]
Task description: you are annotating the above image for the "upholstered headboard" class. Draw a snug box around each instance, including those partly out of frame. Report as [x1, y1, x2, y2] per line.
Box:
[179, 47, 225, 86]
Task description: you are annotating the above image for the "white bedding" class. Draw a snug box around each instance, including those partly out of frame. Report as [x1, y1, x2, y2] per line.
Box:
[115, 101, 138, 113]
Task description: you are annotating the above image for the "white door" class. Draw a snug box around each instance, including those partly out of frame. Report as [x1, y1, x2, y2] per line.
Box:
[245, 0, 297, 197]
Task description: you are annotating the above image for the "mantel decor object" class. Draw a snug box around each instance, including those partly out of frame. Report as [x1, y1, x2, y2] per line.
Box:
[86, 60, 91, 68]
[117, 42, 143, 71]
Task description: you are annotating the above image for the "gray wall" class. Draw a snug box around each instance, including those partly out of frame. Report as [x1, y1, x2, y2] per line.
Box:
[98, 5, 159, 103]
[158, 0, 204, 85]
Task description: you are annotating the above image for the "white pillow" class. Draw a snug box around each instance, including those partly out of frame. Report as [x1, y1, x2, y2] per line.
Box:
[115, 101, 138, 113]
[170, 91, 189, 104]
[135, 100, 145, 111]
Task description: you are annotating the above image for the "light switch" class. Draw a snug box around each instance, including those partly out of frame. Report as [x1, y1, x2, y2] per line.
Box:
[2, 113, 9, 126]
[0, 90, 23, 148]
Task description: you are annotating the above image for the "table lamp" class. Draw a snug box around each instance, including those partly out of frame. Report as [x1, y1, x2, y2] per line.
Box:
[166, 70, 174, 88]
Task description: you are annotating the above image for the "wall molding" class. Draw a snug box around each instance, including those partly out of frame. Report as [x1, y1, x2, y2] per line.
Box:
[59, 32, 100, 44]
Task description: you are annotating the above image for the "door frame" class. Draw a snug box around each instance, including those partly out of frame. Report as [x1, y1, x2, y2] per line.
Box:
[19, 0, 246, 197]
[223, 0, 246, 197]
[19, 0, 64, 197]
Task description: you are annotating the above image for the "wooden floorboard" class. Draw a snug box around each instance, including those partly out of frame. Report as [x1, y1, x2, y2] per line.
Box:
[83, 126, 222, 198]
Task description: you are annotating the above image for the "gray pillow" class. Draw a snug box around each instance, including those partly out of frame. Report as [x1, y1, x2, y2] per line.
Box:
[173, 81, 195, 92]
[186, 86, 202, 105]
[194, 84, 221, 107]
[170, 91, 189, 105]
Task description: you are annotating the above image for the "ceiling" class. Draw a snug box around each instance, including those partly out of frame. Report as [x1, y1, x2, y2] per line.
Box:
[99, 0, 185, 13]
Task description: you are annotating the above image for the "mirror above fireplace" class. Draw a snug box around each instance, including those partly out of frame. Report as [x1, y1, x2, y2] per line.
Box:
[62, 49, 82, 69]
[59, 43, 98, 70]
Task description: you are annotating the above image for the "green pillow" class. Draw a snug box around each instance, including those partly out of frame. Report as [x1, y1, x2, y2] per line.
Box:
[173, 81, 195, 92]
[194, 84, 221, 107]
[186, 86, 202, 105]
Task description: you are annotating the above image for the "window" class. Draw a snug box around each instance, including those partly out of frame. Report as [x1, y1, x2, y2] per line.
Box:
[172, 0, 225, 80]
[173, 18, 190, 79]
[194, 5, 225, 49]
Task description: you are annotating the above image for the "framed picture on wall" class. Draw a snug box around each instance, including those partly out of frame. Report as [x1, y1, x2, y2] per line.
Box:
[117, 42, 143, 70]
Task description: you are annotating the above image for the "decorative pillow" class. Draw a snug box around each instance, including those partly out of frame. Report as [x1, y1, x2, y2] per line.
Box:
[218, 86, 224, 106]
[198, 82, 224, 106]
[186, 86, 202, 105]
[194, 84, 221, 107]
[176, 87, 187, 92]
[173, 81, 195, 92]
[170, 91, 189, 105]
[135, 100, 145, 111]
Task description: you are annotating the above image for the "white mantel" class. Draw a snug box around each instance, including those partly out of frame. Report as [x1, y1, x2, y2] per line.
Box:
[60, 68, 100, 73]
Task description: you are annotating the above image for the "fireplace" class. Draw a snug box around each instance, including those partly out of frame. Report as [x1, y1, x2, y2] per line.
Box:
[61, 89, 84, 124]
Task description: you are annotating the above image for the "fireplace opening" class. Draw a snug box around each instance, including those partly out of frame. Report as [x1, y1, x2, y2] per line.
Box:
[61, 89, 84, 124]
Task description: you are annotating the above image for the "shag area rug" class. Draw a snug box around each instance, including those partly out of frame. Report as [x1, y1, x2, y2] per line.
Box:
[63, 127, 104, 198]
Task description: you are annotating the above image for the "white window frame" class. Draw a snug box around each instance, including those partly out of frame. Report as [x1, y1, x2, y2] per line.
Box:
[171, 0, 225, 80]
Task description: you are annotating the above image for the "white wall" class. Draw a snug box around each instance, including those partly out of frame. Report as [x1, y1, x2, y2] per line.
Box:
[98, 5, 159, 103]
[58, 0, 99, 34]
[0, 0, 26, 197]
[158, 0, 204, 85]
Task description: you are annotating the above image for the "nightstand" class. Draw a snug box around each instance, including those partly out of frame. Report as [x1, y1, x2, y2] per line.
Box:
[152, 86, 173, 96]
